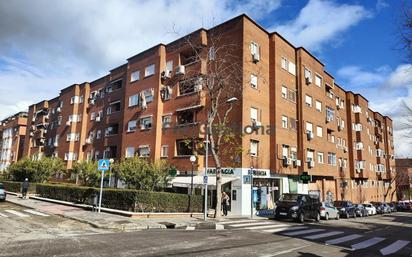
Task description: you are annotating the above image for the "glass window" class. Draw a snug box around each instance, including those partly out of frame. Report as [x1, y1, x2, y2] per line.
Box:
[250, 74, 258, 89]
[127, 120, 137, 132]
[145, 64, 155, 77]
[166, 60, 173, 71]
[281, 86, 287, 99]
[129, 94, 139, 107]
[328, 152, 337, 166]
[250, 107, 258, 122]
[281, 57, 289, 70]
[306, 122, 313, 132]
[125, 147, 135, 158]
[162, 115, 171, 128]
[305, 95, 312, 107]
[282, 116, 288, 128]
[316, 126, 323, 137]
[315, 74, 322, 87]
[316, 100, 322, 112]
[130, 70, 140, 82]
[317, 152, 324, 164]
[140, 116, 152, 130]
[161, 145, 169, 157]
[250, 140, 259, 156]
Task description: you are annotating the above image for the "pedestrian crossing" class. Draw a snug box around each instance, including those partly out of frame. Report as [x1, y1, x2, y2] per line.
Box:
[0, 209, 50, 218]
[217, 219, 411, 256]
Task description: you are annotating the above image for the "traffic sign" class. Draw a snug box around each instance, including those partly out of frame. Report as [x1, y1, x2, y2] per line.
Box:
[169, 167, 177, 177]
[203, 175, 208, 184]
[300, 171, 311, 184]
[98, 159, 110, 171]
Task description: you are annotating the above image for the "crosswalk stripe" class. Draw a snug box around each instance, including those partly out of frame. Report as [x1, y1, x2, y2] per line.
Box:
[244, 224, 290, 230]
[229, 221, 277, 227]
[263, 226, 308, 233]
[325, 234, 363, 245]
[283, 228, 325, 236]
[380, 240, 410, 256]
[304, 231, 344, 240]
[351, 237, 386, 250]
[23, 209, 49, 217]
[218, 220, 260, 225]
[5, 210, 29, 217]
[0, 212, 8, 217]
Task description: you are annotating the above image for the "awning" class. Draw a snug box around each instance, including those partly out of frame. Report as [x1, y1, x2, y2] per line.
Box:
[171, 175, 238, 188]
[175, 104, 203, 112]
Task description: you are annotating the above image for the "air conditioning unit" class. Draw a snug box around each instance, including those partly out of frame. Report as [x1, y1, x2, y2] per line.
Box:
[252, 53, 260, 63]
[53, 142, 58, 147]
[95, 116, 101, 122]
[43, 129, 48, 134]
[343, 146, 348, 153]
[32, 117, 36, 122]
[140, 124, 146, 130]
[89, 99, 96, 105]
[307, 131, 314, 140]
[66, 121, 71, 126]
[282, 157, 290, 167]
[85, 138, 92, 144]
[161, 70, 172, 80]
[252, 120, 262, 130]
[57, 107, 61, 113]
[305, 76, 312, 85]
[194, 83, 203, 92]
[338, 125, 343, 131]
[356, 168, 361, 174]
[294, 159, 301, 167]
[308, 161, 315, 168]
[175, 65, 185, 75]
[29, 132, 34, 137]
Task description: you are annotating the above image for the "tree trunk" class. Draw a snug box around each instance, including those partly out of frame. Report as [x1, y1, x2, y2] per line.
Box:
[215, 167, 222, 219]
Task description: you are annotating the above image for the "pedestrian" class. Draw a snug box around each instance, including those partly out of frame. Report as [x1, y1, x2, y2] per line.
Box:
[222, 192, 230, 216]
[22, 178, 29, 199]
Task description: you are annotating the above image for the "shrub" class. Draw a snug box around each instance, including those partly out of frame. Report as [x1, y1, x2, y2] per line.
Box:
[7, 157, 65, 183]
[36, 184, 203, 212]
[0, 181, 37, 193]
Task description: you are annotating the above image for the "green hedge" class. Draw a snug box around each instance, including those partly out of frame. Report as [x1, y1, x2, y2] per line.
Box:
[0, 181, 37, 193]
[36, 184, 203, 213]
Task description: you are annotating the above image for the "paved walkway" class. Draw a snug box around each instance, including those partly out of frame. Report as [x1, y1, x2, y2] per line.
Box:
[6, 195, 203, 231]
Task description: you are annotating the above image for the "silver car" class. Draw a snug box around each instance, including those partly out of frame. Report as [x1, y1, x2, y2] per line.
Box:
[363, 203, 377, 215]
[320, 202, 339, 220]
[0, 183, 6, 201]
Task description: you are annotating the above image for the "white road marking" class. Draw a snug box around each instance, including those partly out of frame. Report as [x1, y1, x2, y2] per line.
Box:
[351, 237, 386, 250]
[5, 210, 29, 217]
[263, 226, 308, 233]
[380, 240, 410, 256]
[325, 234, 363, 245]
[260, 245, 310, 257]
[244, 224, 290, 230]
[218, 220, 261, 225]
[229, 221, 277, 227]
[24, 209, 49, 217]
[185, 226, 195, 230]
[0, 212, 8, 217]
[215, 224, 225, 230]
[283, 228, 325, 236]
[303, 231, 344, 240]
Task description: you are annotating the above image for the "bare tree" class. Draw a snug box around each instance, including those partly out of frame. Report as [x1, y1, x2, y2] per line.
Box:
[399, 1, 412, 62]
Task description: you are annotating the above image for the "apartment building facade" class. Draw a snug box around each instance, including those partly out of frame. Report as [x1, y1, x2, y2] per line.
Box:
[17, 14, 396, 215]
[0, 112, 27, 172]
[395, 158, 412, 200]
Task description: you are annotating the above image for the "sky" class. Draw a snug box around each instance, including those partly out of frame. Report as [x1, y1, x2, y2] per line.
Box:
[0, 0, 411, 156]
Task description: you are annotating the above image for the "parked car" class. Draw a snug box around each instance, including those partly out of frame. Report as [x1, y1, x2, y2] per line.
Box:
[389, 203, 397, 212]
[382, 203, 392, 213]
[274, 193, 321, 223]
[355, 204, 369, 217]
[371, 202, 384, 214]
[0, 183, 6, 201]
[398, 201, 412, 211]
[363, 203, 377, 215]
[320, 202, 340, 220]
[334, 201, 357, 218]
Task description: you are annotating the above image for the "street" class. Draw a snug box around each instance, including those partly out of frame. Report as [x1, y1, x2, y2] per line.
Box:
[0, 200, 411, 257]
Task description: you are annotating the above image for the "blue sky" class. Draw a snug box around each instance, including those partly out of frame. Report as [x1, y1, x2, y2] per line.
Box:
[0, 0, 411, 155]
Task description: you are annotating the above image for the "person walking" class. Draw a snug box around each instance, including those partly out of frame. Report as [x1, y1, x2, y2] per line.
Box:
[222, 192, 230, 216]
[22, 178, 29, 199]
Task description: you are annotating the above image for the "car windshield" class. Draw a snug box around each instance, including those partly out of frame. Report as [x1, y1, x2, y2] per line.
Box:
[279, 194, 301, 202]
[0, 184, 4, 189]
[334, 201, 349, 207]
[363, 204, 371, 207]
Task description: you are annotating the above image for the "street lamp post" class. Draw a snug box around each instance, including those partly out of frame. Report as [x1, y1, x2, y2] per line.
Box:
[204, 125, 209, 221]
[250, 166, 254, 219]
[189, 155, 196, 214]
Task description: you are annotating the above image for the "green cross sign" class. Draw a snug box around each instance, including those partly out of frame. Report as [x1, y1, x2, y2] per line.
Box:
[300, 172, 311, 184]
[169, 168, 177, 177]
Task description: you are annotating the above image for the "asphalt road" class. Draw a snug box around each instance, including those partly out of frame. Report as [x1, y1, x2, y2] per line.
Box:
[0, 201, 411, 257]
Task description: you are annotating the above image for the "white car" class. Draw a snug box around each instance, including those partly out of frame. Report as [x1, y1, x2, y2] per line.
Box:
[320, 202, 340, 220]
[363, 203, 377, 215]
[0, 183, 6, 201]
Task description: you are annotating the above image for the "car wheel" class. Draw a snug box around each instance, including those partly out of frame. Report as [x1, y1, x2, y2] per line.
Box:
[345, 212, 349, 219]
[325, 213, 329, 221]
[359, 212, 363, 218]
[336, 213, 340, 220]
[315, 212, 320, 222]
[353, 212, 357, 218]
[299, 213, 305, 223]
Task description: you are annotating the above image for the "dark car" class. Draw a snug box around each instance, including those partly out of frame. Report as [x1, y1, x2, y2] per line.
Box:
[355, 204, 369, 217]
[0, 183, 6, 201]
[274, 193, 321, 223]
[334, 201, 357, 218]
[371, 202, 384, 214]
[389, 203, 397, 212]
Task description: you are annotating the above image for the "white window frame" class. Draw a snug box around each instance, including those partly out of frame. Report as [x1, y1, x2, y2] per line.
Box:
[127, 120, 137, 132]
[316, 126, 323, 137]
[317, 152, 324, 164]
[281, 116, 288, 129]
[250, 74, 258, 89]
[130, 70, 140, 82]
[144, 64, 155, 77]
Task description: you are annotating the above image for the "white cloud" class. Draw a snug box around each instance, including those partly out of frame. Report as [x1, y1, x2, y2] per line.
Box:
[337, 64, 412, 157]
[272, 0, 371, 52]
[0, 0, 281, 119]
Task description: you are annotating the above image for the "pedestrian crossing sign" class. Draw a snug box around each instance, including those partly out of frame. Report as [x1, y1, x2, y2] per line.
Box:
[98, 159, 110, 171]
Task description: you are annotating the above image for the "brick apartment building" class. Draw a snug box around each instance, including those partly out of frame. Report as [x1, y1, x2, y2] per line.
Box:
[395, 158, 412, 200]
[12, 14, 397, 215]
[0, 112, 28, 172]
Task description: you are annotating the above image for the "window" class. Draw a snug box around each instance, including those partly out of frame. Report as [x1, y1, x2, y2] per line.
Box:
[304, 68, 312, 79]
[140, 116, 152, 130]
[127, 120, 137, 132]
[138, 145, 150, 157]
[177, 110, 195, 125]
[130, 70, 140, 82]
[281, 116, 288, 129]
[162, 115, 171, 128]
[144, 89, 154, 103]
[70, 96, 79, 104]
[90, 112, 96, 121]
[68, 114, 81, 122]
[96, 130, 102, 139]
[281, 57, 289, 70]
[290, 118, 297, 130]
[129, 94, 139, 107]
[290, 148, 297, 160]
[250, 42, 260, 60]
[306, 122, 313, 133]
[125, 147, 135, 158]
[250, 140, 259, 156]
[166, 60, 173, 71]
[105, 124, 119, 136]
[306, 150, 314, 162]
[326, 107, 334, 122]
[316, 126, 323, 137]
[305, 95, 312, 107]
[328, 152, 337, 166]
[145, 64, 155, 77]
[250, 107, 258, 122]
[176, 139, 193, 156]
[94, 151, 100, 160]
[107, 101, 121, 115]
[66, 133, 79, 142]
[281, 86, 287, 99]
[315, 74, 322, 87]
[317, 152, 324, 164]
[250, 74, 258, 89]
[282, 145, 289, 158]
[179, 78, 200, 95]
[64, 152, 77, 161]
[315, 100, 322, 112]
[161, 145, 169, 157]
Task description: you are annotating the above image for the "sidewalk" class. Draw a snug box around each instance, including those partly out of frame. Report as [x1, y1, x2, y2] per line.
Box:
[6, 194, 203, 231]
